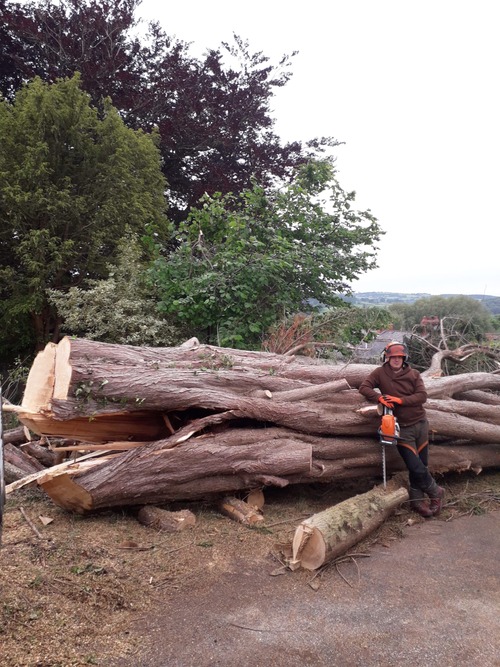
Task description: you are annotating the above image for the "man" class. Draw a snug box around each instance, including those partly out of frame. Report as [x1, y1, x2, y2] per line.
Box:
[358, 341, 444, 517]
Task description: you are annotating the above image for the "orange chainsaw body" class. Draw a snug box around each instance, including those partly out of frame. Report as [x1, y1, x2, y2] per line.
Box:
[378, 408, 400, 445]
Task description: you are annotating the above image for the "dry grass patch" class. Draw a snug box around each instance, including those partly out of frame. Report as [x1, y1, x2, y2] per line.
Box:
[1, 471, 499, 666]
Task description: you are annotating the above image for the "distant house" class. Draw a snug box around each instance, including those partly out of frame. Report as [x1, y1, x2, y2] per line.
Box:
[352, 330, 408, 364]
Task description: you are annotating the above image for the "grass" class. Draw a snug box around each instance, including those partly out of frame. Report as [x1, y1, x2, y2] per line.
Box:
[1, 470, 499, 666]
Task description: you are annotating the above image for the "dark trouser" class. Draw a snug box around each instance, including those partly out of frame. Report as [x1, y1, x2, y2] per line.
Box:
[396, 419, 435, 492]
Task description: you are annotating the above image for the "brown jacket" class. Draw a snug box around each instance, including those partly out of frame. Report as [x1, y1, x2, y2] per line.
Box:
[358, 363, 427, 427]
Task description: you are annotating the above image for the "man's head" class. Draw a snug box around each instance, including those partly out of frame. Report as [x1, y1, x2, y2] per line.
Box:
[382, 342, 409, 365]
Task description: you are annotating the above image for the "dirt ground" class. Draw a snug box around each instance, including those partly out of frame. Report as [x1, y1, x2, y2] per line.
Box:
[1, 470, 499, 667]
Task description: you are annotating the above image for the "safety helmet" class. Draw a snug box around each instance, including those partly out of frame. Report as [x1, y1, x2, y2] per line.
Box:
[381, 341, 409, 363]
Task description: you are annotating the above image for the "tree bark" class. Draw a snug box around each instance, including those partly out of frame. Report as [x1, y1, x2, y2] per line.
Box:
[8, 336, 500, 514]
[39, 438, 312, 511]
[4, 461, 28, 484]
[290, 479, 409, 570]
[3, 426, 30, 445]
[4, 443, 46, 475]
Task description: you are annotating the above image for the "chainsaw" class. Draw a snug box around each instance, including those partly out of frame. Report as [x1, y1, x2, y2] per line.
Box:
[377, 403, 400, 488]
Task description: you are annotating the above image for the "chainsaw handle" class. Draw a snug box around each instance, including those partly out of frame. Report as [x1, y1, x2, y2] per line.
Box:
[378, 395, 394, 410]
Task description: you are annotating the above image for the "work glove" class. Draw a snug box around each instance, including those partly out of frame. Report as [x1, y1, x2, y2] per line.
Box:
[378, 395, 394, 409]
[383, 394, 403, 405]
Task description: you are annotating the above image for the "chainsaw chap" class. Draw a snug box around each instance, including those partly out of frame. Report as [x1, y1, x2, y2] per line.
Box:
[358, 341, 445, 517]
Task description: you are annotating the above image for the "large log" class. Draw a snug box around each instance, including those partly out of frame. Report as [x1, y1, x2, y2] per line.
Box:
[290, 479, 409, 570]
[424, 372, 500, 398]
[4, 461, 28, 484]
[31, 425, 500, 512]
[20, 441, 58, 468]
[426, 397, 500, 425]
[18, 338, 500, 440]
[7, 336, 500, 514]
[39, 438, 313, 511]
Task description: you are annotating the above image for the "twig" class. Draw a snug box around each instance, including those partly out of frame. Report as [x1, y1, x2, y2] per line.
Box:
[305, 551, 371, 588]
[227, 622, 317, 634]
[445, 491, 500, 507]
[335, 561, 354, 588]
[19, 507, 44, 539]
[153, 539, 196, 554]
[264, 514, 310, 528]
[332, 552, 370, 588]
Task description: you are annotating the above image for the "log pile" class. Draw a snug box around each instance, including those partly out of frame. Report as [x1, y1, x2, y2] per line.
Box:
[3, 336, 500, 515]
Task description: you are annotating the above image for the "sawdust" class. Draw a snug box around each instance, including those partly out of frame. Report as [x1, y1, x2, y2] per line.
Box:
[1, 472, 499, 667]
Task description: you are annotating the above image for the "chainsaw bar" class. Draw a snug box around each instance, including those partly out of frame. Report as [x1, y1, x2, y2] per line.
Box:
[378, 404, 400, 488]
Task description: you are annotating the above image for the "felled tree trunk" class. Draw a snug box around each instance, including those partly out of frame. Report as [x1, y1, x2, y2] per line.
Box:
[4, 461, 28, 484]
[26, 426, 499, 513]
[38, 438, 313, 512]
[290, 479, 409, 570]
[20, 441, 58, 468]
[6, 335, 500, 514]
[3, 426, 30, 445]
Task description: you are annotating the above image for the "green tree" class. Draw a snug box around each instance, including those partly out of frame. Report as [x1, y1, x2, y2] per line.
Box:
[48, 235, 180, 347]
[151, 161, 383, 348]
[490, 315, 500, 332]
[388, 295, 492, 343]
[1, 1, 338, 223]
[0, 74, 169, 360]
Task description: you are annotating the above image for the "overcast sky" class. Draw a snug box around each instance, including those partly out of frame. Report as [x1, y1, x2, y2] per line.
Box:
[138, 0, 499, 297]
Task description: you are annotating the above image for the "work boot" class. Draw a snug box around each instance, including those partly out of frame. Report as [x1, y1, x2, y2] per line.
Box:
[426, 482, 445, 516]
[409, 487, 433, 518]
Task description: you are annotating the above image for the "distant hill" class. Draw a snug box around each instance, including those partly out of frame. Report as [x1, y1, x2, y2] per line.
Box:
[347, 292, 500, 315]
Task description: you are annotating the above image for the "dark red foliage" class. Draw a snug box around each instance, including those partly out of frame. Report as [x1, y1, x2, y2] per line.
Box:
[1, 0, 338, 221]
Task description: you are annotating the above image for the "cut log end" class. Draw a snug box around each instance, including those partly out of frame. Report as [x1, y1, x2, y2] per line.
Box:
[291, 524, 325, 571]
[21, 342, 57, 412]
[218, 496, 264, 526]
[291, 483, 409, 570]
[40, 474, 94, 514]
[245, 488, 265, 511]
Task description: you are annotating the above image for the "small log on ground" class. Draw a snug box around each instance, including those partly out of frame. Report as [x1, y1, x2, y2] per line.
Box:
[4, 443, 46, 475]
[20, 441, 58, 468]
[3, 426, 30, 445]
[218, 496, 264, 526]
[137, 506, 196, 532]
[290, 479, 409, 570]
[4, 460, 29, 484]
